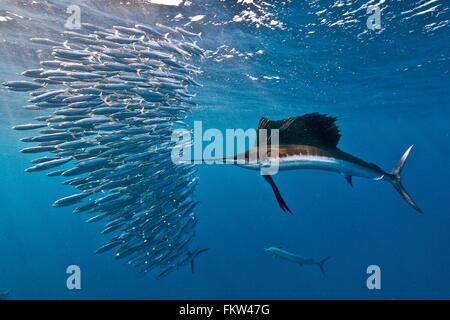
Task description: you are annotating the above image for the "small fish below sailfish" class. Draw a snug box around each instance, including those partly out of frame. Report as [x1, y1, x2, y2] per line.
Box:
[0, 289, 11, 300]
[225, 113, 423, 214]
[265, 247, 331, 275]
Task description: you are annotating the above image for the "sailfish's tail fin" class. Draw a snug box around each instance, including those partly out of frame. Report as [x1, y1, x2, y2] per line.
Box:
[318, 256, 331, 275]
[389, 145, 423, 213]
[190, 248, 210, 274]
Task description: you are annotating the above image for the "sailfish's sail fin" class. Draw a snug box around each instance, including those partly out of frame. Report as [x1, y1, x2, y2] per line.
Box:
[256, 113, 341, 148]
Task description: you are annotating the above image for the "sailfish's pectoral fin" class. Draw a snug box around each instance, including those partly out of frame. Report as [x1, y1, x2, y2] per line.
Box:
[344, 174, 353, 187]
[263, 175, 293, 214]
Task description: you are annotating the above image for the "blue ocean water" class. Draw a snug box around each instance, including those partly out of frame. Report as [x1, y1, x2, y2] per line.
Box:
[0, 0, 449, 299]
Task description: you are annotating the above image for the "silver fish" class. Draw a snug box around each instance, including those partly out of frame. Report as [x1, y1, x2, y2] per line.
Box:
[265, 247, 331, 275]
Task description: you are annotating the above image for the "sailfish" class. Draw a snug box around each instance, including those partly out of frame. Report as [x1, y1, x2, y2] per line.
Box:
[227, 113, 422, 214]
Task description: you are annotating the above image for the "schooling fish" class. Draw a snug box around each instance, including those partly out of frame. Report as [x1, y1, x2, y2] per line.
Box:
[156, 248, 209, 280]
[53, 191, 93, 207]
[13, 123, 48, 131]
[2, 81, 44, 92]
[5, 21, 204, 279]
[135, 24, 165, 38]
[265, 246, 331, 275]
[175, 27, 202, 39]
[25, 157, 72, 172]
[224, 113, 422, 214]
[21, 68, 45, 78]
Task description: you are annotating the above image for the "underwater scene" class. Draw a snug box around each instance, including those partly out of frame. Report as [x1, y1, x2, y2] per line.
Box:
[0, 0, 449, 300]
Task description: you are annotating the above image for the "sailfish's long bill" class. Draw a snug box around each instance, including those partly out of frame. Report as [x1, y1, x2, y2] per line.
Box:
[224, 113, 423, 214]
